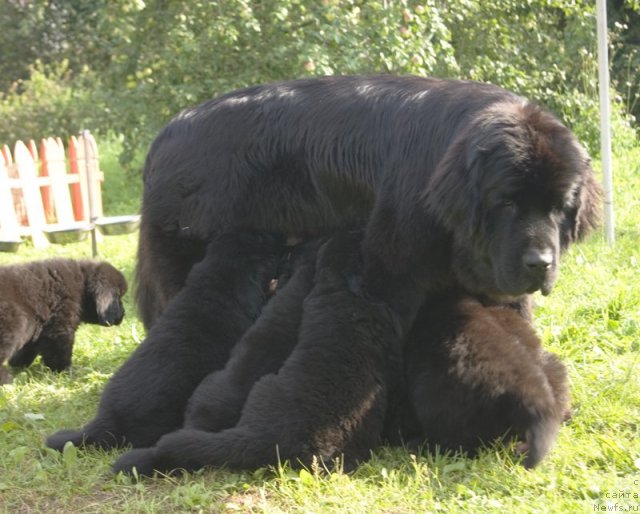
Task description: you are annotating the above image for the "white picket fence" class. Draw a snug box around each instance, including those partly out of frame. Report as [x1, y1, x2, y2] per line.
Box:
[0, 132, 104, 248]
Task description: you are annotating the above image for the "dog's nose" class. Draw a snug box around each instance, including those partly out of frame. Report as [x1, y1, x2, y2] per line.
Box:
[523, 249, 554, 271]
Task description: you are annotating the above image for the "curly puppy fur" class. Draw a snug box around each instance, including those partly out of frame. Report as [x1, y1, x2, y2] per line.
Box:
[135, 75, 601, 328]
[46, 233, 283, 451]
[399, 291, 570, 468]
[0, 259, 127, 385]
[112, 231, 427, 476]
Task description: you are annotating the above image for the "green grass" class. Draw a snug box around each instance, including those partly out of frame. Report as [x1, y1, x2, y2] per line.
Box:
[1, 138, 639, 513]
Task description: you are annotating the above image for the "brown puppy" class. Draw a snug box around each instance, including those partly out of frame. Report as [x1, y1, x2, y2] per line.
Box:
[0, 259, 127, 384]
[399, 291, 570, 468]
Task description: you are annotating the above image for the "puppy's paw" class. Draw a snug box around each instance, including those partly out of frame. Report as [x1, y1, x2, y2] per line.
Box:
[112, 448, 159, 477]
[46, 429, 86, 452]
[521, 417, 560, 469]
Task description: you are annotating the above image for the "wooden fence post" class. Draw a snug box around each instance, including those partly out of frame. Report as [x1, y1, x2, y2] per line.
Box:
[13, 141, 49, 247]
[68, 135, 86, 221]
[0, 149, 21, 241]
[2, 143, 28, 226]
[41, 137, 76, 226]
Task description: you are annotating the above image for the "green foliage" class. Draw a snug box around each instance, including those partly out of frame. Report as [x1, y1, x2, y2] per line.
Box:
[0, 60, 100, 144]
[1, 1, 637, 165]
[98, 136, 144, 215]
[609, 0, 640, 124]
[0, 0, 122, 92]
[443, 0, 602, 147]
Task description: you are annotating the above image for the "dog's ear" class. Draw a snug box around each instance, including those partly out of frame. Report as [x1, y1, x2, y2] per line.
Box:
[312, 231, 363, 294]
[573, 164, 602, 242]
[423, 132, 484, 239]
[524, 104, 602, 246]
[558, 155, 602, 249]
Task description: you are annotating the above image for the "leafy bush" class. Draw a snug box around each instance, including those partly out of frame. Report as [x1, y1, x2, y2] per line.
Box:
[1, 1, 638, 164]
[0, 61, 101, 145]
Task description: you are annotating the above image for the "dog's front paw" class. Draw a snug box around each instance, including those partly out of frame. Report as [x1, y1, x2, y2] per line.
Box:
[46, 429, 86, 452]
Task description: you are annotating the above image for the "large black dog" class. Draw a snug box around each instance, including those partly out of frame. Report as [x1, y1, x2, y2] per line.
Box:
[47, 233, 282, 451]
[113, 231, 426, 476]
[135, 75, 601, 328]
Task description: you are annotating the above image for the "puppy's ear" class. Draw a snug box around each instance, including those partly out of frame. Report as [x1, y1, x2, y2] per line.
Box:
[312, 231, 363, 293]
[315, 231, 362, 275]
[275, 237, 325, 286]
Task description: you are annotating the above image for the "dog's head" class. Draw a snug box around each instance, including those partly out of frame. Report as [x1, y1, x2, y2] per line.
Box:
[81, 261, 128, 326]
[424, 101, 601, 299]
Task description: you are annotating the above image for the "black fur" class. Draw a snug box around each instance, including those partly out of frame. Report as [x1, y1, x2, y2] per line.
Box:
[184, 239, 322, 433]
[399, 291, 570, 468]
[46, 233, 282, 451]
[112, 231, 426, 476]
[0, 259, 127, 385]
[134, 75, 601, 328]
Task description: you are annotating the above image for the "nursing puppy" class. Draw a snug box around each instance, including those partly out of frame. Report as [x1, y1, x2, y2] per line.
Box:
[0, 259, 127, 385]
[46, 233, 282, 451]
[184, 238, 323, 433]
[112, 231, 426, 476]
[401, 291, 570, 468]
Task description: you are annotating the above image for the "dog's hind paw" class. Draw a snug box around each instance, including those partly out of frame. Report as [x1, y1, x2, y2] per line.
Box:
[112, 448, 160, 478]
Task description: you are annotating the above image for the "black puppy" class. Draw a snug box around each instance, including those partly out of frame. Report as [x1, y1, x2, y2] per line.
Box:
[47, 232, 282, 451]
[400, 291, 570, 468]
[184, 239, 322, 433]
[112, 231, 426, 476]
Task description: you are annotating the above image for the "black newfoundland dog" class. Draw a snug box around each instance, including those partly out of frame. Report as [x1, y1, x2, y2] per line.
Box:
[135, 75, 601, 328]
[0, 259, 127, 384]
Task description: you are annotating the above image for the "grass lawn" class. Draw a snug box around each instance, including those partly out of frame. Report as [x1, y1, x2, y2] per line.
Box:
[0, 138, 638, 513]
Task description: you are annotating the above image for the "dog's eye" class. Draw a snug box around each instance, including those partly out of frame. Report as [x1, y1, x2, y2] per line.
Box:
[499, 200, 515, 210]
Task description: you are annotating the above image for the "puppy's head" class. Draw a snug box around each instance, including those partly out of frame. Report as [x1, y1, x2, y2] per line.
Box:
[81, 261, 128, 326]
[313, 230, 364, 294]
